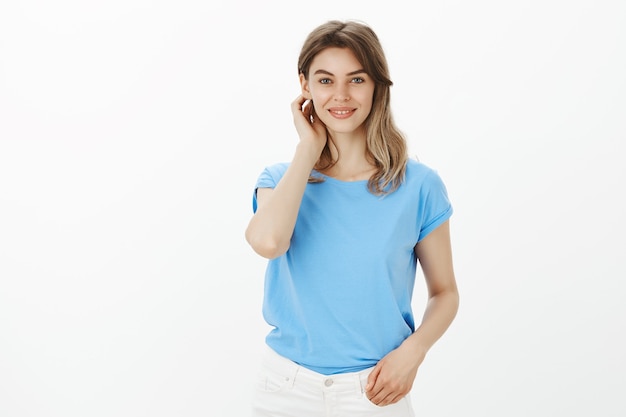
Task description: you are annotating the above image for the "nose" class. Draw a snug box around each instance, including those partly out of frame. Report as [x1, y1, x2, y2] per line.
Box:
[333, 85, 350, 102]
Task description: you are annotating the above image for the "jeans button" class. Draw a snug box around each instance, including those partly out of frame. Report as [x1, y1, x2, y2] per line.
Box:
[324, 378, 333, 387]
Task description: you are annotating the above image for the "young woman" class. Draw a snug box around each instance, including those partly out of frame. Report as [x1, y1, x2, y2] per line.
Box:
[245, 20, 459, 417]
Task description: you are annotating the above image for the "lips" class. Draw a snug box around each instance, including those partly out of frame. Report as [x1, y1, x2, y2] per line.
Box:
[328, 107, 356, 119]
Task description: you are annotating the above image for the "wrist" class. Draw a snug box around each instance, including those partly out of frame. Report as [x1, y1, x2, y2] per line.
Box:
[401, 334, 429, 361]
[294, 142, 322, 167]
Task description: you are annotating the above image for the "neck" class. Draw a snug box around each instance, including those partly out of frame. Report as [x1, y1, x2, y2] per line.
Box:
[322, 129, 375, 181]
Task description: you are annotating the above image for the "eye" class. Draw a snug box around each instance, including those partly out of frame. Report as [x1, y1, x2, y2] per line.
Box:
[319, 78, 332, 84]
[351, 77, 365, 84]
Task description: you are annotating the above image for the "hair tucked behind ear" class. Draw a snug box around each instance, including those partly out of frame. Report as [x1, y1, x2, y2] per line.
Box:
[298, 20, 408, 195]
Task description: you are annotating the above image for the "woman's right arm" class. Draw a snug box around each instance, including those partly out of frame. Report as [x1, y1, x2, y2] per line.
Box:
[245, 96, 326, 259]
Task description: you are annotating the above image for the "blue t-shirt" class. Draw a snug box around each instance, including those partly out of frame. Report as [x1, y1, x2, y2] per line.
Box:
[252, 158, 453, 375]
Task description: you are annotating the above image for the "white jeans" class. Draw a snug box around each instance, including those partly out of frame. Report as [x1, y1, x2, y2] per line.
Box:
[251, 347, 415, 417]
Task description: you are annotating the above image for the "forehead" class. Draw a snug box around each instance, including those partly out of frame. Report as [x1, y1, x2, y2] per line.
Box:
[310, 47, 363, 72]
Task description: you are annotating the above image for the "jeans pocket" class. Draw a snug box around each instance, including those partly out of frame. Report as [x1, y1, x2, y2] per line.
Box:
[256, 368, 291, 393]
[360, 392, 416, 416]
[361, 392, 383, 409]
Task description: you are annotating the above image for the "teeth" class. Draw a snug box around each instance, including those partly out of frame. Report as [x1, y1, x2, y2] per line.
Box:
[333, 110, 351, 115]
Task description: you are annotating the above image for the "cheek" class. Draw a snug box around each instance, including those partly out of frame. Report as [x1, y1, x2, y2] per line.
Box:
[309, 89, 330, 104]
[358, 88, 375, 104]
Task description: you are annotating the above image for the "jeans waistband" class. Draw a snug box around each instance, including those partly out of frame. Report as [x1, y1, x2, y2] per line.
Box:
[261, 346, 374, 394]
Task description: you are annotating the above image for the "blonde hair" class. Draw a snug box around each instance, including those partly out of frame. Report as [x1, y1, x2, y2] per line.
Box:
[298, 20, 408, 195]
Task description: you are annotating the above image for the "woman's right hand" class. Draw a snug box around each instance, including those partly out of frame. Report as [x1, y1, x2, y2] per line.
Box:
[291, 95, 327, 158]
[246, 96, 328, 259]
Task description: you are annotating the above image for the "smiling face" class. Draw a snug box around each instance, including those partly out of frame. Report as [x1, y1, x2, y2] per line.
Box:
[300, 47, 375, 139]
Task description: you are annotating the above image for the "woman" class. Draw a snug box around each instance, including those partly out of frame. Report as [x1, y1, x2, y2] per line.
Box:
[245, 19, 459, 417]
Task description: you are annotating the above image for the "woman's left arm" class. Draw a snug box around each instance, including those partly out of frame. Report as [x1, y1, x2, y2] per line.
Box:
[366, 220, 460, 406]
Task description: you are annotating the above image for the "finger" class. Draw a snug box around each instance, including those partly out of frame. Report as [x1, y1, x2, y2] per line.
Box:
[369, 388, 392, 406]
[291, 95, 306, 112]
[365, 366, 381, 392]
[375, 391, 402, 407]
[385, 393, 404, 406]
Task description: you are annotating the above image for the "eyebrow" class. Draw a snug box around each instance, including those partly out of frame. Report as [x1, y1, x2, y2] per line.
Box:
[313, 69, 367, 76]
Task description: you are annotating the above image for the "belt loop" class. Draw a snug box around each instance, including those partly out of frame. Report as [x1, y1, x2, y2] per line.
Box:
[359, 368, 373, 395]
[356, 372, 365, 394]
[287, 362, 299, 389]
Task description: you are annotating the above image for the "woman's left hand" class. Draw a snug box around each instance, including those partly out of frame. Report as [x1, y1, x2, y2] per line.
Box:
[364, 342, 425, 406]
[366, 220, 459, 406]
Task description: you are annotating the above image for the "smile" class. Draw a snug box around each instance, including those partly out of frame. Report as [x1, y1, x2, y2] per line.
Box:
[328, 108, 356, 119]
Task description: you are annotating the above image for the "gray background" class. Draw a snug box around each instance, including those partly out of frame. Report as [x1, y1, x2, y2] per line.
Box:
[1, 0, 624, 416]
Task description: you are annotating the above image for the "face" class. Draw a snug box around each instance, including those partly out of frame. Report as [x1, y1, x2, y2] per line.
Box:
[300, 47, 375, 138]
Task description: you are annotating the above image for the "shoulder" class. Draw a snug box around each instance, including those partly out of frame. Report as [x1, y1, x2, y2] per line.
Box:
[263, 162, 290, 177]
[404, 158, 441, 184]
[402, 158, 451, 200]
[405, 158, 453, 236]
[255, 162, 290, 188]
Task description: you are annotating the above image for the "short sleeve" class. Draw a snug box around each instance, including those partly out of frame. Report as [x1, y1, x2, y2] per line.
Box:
[417, 170, 453, 241]
[251, 162, 289, 213]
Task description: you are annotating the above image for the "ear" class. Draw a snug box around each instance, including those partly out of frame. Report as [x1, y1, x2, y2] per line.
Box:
[299, 73, 312, 99]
